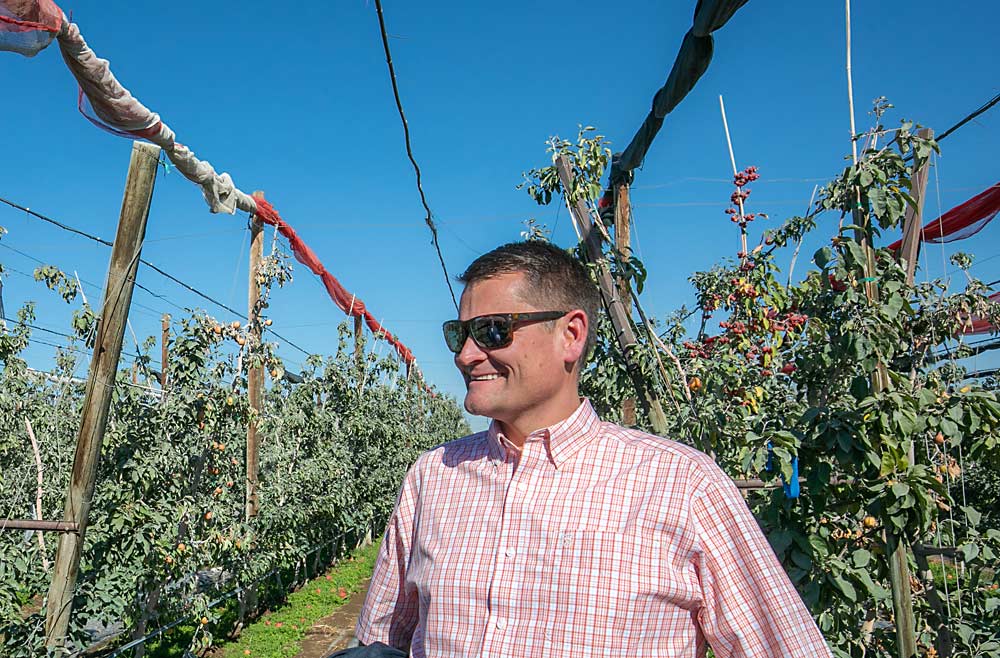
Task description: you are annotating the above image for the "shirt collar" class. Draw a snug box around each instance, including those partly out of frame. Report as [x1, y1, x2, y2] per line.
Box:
[485, 399, 601, 469]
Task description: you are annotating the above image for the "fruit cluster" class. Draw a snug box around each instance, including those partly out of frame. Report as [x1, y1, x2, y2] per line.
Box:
[203, 317, 273, 348]
[724, 166, 762, 225]
[733, 165, 760, 188]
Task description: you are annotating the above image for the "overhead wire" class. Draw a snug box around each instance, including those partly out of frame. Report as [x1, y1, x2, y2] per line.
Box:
[24, 332, 159, 368]
[0, 242, 177, 321]
[0, 195, 312, 357]
[372, 0, 459, 312]
[934, 91, 1000, 144]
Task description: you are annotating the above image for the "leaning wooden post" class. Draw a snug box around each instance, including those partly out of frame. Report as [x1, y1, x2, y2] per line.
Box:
[614, 184, 637, 426]
[899, 128, 933, 286]
[554, 155, 668, 435]
[900, 128, 933, 466]
[45, 141, 160, 648]
[897, 128, 935, 655]
[160, 314, 170, 387]
[246, 191, 265, 520]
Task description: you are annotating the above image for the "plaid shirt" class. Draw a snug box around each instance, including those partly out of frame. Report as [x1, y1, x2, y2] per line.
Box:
[356, 400, 831, 657]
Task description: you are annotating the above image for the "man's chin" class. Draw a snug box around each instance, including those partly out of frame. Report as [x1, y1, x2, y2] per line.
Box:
[463, 395, 500, 419]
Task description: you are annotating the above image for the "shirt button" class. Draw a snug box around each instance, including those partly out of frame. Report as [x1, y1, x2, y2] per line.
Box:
[496, 618, 506, 630]
[505, 547, 515, 558]
[516, 482, 528, 492]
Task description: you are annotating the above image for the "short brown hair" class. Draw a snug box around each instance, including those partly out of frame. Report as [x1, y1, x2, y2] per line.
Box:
[458, 241, 601, 367]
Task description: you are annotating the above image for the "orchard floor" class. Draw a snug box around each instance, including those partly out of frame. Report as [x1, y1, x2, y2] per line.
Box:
[294, 578, 371, 658]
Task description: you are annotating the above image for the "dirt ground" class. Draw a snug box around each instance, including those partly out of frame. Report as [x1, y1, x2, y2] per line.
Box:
[294, 578, 371, 658]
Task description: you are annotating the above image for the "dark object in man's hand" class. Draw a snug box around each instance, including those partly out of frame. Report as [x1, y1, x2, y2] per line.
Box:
[324, 642, 406, 658]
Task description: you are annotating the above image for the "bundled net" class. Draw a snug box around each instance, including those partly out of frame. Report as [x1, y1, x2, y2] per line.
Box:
[2, 0, 422, 368]
[888, 182, 1000, 250]
[0, 0, 62, 57]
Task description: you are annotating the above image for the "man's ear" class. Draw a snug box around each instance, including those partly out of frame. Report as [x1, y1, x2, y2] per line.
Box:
[561, 309, 588, 366]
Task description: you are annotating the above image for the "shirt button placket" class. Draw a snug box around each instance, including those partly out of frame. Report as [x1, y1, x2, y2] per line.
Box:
[486, 457, 516, 655]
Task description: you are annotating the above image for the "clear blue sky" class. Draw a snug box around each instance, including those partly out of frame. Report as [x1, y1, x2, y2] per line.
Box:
[1, 0, 997, 431]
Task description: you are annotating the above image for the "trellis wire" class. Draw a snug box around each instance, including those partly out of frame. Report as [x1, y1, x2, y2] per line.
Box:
[227, 223, 251, 311]
[923, 423, 953, 617]
[99, 528, 360, 658]
[929, 149, 970, 618]
[0, 195, 311, 358]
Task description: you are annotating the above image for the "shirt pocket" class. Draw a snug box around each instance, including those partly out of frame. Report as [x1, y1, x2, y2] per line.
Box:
[541, 530, 699, 652]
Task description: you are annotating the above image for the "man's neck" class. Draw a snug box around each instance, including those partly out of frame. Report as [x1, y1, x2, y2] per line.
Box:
[496, 395, 582, 448]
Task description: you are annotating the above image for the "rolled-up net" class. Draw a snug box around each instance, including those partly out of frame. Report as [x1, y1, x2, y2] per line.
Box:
[1, 0, 421, 368]
[0, 0, 62, 57]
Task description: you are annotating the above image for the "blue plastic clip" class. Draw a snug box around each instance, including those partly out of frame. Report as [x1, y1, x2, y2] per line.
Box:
[765, 442, 800, 499]
[784, 457, 800, 498]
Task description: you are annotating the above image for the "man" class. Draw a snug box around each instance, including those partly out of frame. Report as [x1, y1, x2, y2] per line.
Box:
[356, 241, 831, 657]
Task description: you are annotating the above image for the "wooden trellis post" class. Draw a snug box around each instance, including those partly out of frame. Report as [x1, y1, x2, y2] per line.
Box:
[901, 128, 942, 656]
[160, 314, 170, 387]
[354, 314, 364, 364]
[45, 141, 160, 648]
[554, 155, 668, 435]
[246, 190, 265, 520]
[899, 128, 933, 286]
[614, 183, 637, 426]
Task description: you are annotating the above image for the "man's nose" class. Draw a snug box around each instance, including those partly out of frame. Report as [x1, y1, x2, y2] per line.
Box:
[455, 334, 487, 368]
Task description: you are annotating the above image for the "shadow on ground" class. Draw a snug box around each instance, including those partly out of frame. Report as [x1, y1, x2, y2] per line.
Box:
[295, 578, 371, 658]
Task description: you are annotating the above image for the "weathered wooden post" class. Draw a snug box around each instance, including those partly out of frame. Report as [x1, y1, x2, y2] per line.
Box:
[45, 141, 160, 648]
[354, 314, 364, 364]
[899, 128, 933, 285]
[614, 183, 638, 426]
[904, 128, 940, 656]
[554, 155, 668, 435]
[160, 314, 170, 387]
[246, 191, 265, 520]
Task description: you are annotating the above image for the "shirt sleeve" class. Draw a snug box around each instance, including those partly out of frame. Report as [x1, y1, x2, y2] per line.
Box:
[355, 460, 422, 650]
[689, 465, 833, 658]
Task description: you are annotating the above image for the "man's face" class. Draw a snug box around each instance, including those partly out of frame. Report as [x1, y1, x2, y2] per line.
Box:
[454, 272, 571, 428]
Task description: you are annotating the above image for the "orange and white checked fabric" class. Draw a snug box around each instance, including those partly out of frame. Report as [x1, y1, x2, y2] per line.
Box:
[356, 400, 832, 657]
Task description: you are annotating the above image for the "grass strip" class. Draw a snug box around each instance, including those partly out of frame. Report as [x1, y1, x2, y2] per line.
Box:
[143, 541, 379, 658]
[218, 541, 379, 658]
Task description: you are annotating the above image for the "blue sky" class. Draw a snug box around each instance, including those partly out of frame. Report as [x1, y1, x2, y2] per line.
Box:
[1, 0, 997, 431]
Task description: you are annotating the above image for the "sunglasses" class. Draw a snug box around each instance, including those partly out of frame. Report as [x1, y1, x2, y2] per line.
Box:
[442, 311, 569, 353]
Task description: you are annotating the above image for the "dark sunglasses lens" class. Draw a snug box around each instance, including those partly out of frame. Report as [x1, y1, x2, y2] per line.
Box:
[442, 321, 467, 353]
[470, 317, 512, 349]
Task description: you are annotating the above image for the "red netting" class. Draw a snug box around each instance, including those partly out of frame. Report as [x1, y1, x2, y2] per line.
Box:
[0, 0, 62, 57]
[253, 198, 416, 365]
[888, 183, 1000, 251]
[3, 1, 421, 369]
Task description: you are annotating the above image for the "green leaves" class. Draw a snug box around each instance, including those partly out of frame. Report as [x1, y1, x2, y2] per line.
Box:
[814, 246, 835, 270]
[520, 126, 612, 208]
[0, 309, 467, 654]
[545, 108, 1000, 658]
[962, 505, 982, 528]
[831, 573, 857, 602]
[33, 264, 81, 303]
[852, 548, 872, 568]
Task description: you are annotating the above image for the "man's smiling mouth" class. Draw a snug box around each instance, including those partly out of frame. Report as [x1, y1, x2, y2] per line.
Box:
[468, 374, 502, 382]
